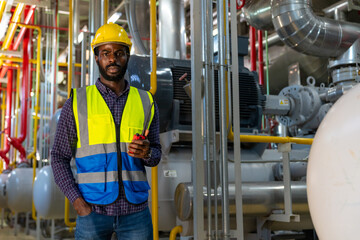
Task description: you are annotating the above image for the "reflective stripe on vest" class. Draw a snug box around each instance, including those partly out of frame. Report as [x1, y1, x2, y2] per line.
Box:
[73, 85, 154, 205]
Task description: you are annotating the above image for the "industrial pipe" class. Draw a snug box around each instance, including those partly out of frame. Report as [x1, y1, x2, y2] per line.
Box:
[3, 63, 21, 167]
[169, 225, 183, 240]
[16, 23, 41, 221]
[249, 26, 256, 72]
[271, 0, 360, 57]
[0, 5, 36, 79]
[150, 0, 158, 239]
[1, 3, 25, 51]
[240, 135, 313, 145]
[257, 30, 264, 86]
[7, 26, 30, 163]
[217, 0, 230, 238]
[0, 90, 5, 171]
[64, 0, 76, 228]
[0, 69, 13, 167]
[0, 1, 6, 22]
[174, 182, 308, 221]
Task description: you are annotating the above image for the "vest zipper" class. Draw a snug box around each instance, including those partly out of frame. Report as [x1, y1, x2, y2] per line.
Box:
[115, 124, 123, 196]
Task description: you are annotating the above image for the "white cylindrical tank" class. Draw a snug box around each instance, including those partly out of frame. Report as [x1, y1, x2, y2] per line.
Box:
[33, 166, 76, 219]
[308, 84, 360, 240]
[0, 172, 9, 208]
[7, 168, 37, 212]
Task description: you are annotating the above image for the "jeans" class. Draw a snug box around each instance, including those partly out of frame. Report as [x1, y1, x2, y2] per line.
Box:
[75, 208, 153, 240]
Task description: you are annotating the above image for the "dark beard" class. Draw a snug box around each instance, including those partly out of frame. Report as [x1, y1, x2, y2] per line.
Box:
[98, 61, 128, 82]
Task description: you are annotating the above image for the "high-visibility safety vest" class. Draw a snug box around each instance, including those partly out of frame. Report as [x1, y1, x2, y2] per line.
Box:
[72, 85, 154, 205]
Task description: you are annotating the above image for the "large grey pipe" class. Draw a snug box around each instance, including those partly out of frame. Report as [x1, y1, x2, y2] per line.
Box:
[272, 0, 360, 57]
[159, 0, 186, 59]
[243, 0, 360, 58]
[175, 182, 308, 221]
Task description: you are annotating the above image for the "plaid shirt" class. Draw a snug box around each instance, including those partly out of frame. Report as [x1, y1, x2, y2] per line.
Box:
[51, 79, 161, 216]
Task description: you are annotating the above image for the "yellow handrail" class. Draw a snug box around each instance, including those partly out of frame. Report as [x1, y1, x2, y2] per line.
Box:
[240, 134, 313, 145]
[150, 0, 158, 239]
[169, 225, 183, 240]
[18, 23, 41, 221]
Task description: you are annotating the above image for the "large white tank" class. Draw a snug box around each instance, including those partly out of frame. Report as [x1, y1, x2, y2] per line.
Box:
[33, 166, 76, 219]
[308, 84, 360, 240]
[0, 172, 9, 208]
[7, 168, 37, 212]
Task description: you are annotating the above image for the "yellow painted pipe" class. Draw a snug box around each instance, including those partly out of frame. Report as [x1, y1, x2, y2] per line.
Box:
[68, 0, 73, 98]
[150, 0, 158, 239]
[239, 134, 313, 145]
[169, 225, 183, 240]
[17, 24, 41, 221]
[64, 0, 77, 229]
[3, 64, 20, 167]
[104, 0, 108, 24]
[2, 3, 25, 50]
[0, 57, 84, 69]
[0, 1, 7, 23]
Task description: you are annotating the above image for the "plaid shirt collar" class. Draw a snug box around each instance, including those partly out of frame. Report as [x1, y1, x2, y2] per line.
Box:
[95, 78, 130, 98]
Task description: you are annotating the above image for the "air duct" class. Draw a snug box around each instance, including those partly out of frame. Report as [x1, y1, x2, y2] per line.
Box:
[271, 0, 360, 57]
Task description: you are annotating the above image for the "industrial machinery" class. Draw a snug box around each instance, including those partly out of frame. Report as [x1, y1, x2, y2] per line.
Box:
[0, 0, 359, 240]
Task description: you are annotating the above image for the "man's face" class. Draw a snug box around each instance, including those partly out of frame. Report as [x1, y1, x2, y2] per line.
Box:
[95, 43, 129, 82]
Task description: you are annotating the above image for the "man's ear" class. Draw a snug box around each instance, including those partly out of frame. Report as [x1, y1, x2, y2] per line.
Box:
[95, 55, 99, 62]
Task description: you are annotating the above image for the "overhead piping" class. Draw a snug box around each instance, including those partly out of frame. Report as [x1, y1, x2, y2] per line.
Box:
[0, 5, 36, 79]
[271, 0, 360, 57]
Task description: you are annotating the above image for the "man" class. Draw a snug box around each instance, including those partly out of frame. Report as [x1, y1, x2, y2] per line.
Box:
[51, 22, 161, 240]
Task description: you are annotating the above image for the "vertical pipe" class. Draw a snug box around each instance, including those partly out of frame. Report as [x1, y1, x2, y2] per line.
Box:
[249, 26, 256, 72]
[217, 0, 230, 238]
[230, 1, 244, 238]
[191, 0, 205, 239]
[0, 69, 13, 167]
[68, 0, 74, 97]
[80, 32, 88, 87]
[257, 30, 264, 86]
[225, 0, 232, 133]
[150, 1, 158, 239]
[103, 0, 108, 24]
[51, 0, 58, 114]
[201, 0, 212, 238]
[265, 31, 270, 95]
[73, 0, 80, 45]
[13, 65, 20, 166]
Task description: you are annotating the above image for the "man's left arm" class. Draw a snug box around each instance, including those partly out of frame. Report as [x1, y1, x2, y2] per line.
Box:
[128, 102, 161, 166]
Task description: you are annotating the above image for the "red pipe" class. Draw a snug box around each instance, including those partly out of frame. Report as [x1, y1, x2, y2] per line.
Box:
[249, 26, 256, 72]
[0, 70, 13, 167]
[257, 30, 264, 86]
[0, 5, 36, 79]
[7, 19, 30, 163]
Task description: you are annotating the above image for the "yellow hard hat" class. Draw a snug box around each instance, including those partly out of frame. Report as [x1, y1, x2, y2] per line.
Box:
[91, 22, 132, 51]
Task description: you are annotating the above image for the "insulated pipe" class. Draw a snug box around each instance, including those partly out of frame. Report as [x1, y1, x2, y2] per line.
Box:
[271, 0, 360, 57]
[125, 0, 149, 55]
[150, 0, 158, 238]
[174, 182, 308, 221]
[242, 0, 273, 30]
[0, 5, 36, 79]
[7, 28, 30, 163]
[0, 69, 13, 167]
